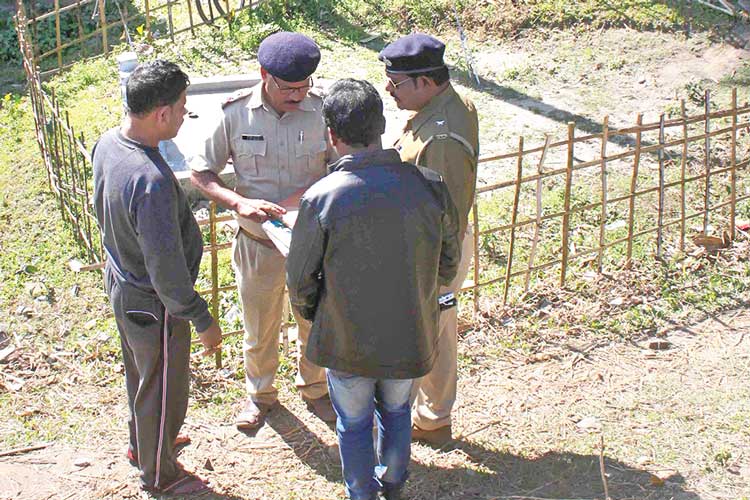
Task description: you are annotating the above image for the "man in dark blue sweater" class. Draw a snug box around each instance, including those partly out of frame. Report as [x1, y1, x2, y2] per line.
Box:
[93, 60, 222, 496]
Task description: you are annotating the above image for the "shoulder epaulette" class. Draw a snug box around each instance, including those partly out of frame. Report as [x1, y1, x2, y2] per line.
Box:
[416, 131, 477, 165]
[221, 88, 254, 109]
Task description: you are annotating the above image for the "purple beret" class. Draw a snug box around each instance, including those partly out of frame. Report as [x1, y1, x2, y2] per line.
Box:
[378, 33, 446, 74]
[258, 32, 321, 82]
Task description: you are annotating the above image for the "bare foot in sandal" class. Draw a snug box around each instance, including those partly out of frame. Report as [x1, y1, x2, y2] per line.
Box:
[144, 470, 211, 496]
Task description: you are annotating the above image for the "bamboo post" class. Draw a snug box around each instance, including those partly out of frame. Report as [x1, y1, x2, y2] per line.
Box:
[503, 137, 524, 305]
[49, 90, 66, 222]
[730, 88, 738, 240]
[680, 100, 688, 251]
[54, 0, 62, 69]
[145, 0, 151, 34]
[186, 0, 195, 34]
[209, 202, 222, 368]
[56, 99, 74, 232]
[597, 116, 609, 272]
[80, 131, 95, 262]
[524, 134, 551, 292]
[65, 111, 80, 232]
[80, 130, 102, 261]
[657, 114, 666, 259]
[703, 89, 711, 234]
[561, 122, 575, 287]
[75, 0, 85, 58]
[472, 200, 480, 314]
[98, 0, 108, 54]
[626, 113, 643, 263]
[207, 0, 215, 22]
[167, 0, 175, 42]
[35, 78, 51, 187]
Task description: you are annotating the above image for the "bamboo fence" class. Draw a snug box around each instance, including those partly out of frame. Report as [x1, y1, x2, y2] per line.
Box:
[16, 12, 103, 265]
[469, 93, 750, 310]
[16, 0, 262, 77]
[14, 3, 750, 367]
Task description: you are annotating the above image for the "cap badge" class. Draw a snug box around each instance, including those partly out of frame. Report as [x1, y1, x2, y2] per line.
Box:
[383, 57, 392, 67]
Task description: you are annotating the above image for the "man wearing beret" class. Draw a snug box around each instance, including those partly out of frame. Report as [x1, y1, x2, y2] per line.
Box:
[190, 32, 334, 430]
[379, 33, 479, 447]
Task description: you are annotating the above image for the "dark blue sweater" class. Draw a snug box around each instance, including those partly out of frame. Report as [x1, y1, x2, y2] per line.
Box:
[93, 128, 212, 332]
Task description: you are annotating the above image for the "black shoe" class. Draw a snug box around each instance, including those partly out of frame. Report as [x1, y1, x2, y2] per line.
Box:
[381, 481, 404, 500]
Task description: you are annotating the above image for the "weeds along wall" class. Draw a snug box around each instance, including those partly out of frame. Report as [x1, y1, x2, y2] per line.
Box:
[14, 1, 750, 367]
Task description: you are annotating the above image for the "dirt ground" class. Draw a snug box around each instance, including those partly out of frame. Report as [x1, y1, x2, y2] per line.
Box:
[2, 19, 750, 500]
[1, 301, 748, 500]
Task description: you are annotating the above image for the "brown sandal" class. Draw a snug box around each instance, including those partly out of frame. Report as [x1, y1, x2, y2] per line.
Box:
[144, 470, 211, 496]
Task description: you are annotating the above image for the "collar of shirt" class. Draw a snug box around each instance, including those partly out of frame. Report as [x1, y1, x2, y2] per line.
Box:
[406, 83, 457, 136]
[116, 129, 159, 152]
[247, 82, 318, 115]
[329, 148, 402, 172]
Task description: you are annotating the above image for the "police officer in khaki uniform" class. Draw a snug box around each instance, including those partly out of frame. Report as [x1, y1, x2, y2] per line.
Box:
[190, 32, 335, 430]
[379, 33, 479, 446]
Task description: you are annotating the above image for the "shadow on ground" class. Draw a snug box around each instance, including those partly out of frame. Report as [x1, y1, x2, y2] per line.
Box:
[265, 404, 700, 500]
[405, 439, 698, 500]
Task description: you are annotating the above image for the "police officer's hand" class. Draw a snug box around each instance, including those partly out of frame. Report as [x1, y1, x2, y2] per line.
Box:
[236, 198, 286, 223]
[197, 319, 223, 357]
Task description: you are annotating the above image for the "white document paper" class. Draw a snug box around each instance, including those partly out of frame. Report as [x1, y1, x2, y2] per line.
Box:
[262, 219, 293, 257]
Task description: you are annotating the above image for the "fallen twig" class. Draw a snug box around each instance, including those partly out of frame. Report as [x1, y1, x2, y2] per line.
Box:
[455, 418, 505, 441]
[0, 443, 49, 457]
[734, 331, 746, 347]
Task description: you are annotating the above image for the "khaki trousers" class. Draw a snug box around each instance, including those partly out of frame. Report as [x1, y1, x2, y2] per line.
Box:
[412, 229, 473, 431]
[233, 232, 328, 405]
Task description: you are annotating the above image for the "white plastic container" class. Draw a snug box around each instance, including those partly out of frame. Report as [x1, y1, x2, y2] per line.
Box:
[117, 52, 139, 112]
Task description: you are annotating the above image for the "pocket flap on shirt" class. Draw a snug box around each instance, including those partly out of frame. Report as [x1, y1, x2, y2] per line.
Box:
[295, 139, 327, 158]
[236, 138, 267, 157]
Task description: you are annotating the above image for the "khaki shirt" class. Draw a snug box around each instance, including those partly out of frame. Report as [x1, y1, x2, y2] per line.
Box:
[395, 84, 479, 236]
[191, 83, 329, 237]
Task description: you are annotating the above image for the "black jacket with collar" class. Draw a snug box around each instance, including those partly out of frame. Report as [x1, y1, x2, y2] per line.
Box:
[286, 148, 460, 379]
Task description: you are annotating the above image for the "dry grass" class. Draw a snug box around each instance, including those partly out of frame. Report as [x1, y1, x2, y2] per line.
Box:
[2, 241, 750, 499]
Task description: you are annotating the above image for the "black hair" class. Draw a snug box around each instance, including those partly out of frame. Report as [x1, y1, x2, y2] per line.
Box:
[126, 60, 190, 116]
[322, 79, 385, 148]
[410, 66, 450, 86]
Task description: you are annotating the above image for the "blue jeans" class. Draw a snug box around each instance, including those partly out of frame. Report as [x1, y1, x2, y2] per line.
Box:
[327, 369, 413, 500]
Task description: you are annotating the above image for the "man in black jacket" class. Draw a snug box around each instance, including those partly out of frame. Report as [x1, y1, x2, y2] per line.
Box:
[286, 79, 460, 500]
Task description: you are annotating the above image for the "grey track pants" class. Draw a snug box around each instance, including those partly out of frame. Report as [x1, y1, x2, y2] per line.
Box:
[105, 266, 191, 489]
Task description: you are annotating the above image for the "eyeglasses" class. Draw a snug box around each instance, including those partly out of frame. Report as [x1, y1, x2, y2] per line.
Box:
[385, 75, 413, 90]
[271, 75, 314, 95]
